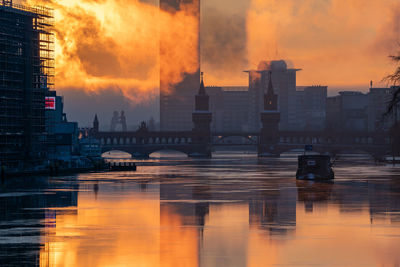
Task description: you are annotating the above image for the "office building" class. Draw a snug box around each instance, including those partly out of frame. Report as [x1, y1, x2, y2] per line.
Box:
[295, 86, 327, 131]
[206, 86, 249, 132]
[327, 91, 368, 132]
[0, 1, 54, 168]
[368, 86, 400, 132]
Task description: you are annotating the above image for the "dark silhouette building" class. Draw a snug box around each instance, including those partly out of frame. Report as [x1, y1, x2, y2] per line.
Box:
[0, 1, 54, 168]
[93, 114, 99, 133]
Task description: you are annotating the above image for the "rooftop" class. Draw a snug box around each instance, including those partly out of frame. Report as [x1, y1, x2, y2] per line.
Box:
[0, 1, 53, 18]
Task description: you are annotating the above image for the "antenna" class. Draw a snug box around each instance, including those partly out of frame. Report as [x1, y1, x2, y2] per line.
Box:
[370, 80, 373, 88]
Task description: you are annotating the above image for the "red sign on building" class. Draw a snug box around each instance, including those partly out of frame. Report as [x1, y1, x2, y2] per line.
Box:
[45, 96, 56, 110]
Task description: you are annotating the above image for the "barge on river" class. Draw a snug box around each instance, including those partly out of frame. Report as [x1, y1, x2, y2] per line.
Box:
[296, 155, 334, 180]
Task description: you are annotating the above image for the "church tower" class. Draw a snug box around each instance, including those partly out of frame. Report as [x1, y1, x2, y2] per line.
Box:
[259, 72, 280, 156]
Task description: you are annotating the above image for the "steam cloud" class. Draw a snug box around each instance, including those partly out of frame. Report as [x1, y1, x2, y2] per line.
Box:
[25, 0, 199, 103]
[201, 0, 249, 86]
[247, 0, 400, 88]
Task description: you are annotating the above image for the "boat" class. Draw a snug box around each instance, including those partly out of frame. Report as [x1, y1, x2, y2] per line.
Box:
[296, 155, 334, 180]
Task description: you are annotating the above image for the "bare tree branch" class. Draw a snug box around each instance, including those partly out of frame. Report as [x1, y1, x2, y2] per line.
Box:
[383, 52, 400, 116]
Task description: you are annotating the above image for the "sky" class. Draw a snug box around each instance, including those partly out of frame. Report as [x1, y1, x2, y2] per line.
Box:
[22, 0, 400, 127]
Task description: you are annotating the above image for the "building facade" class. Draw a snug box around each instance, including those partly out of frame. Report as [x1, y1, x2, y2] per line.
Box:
[0, 1, 54, 168]
[159, 0, 200, 131]
[205, 61, 328, 133]
[206, 86, 249, 132]
[326, 91, 368, 132]
[295, 86, 327, 131]
[45, 91, 79, 161]
[368, 86, 400, 132]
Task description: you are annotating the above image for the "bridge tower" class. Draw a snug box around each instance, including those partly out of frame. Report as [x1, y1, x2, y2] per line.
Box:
[93, 114, 99, 133]
[258, 72, 280, 156]
[191, 72, 212, 157]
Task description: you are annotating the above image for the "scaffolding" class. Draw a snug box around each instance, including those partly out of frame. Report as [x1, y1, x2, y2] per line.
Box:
[0, 0, 54, 168]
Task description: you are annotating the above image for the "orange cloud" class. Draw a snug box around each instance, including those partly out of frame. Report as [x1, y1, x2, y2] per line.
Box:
[25, 0, 199, 102]
[23, 0, 400, 100]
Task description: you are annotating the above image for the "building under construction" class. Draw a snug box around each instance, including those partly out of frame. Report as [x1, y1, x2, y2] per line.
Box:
[0, 0, 54, 168]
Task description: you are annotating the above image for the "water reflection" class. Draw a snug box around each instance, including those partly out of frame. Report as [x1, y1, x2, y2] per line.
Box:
[0, 176, 78, 266]
[0, 154, 400, 266]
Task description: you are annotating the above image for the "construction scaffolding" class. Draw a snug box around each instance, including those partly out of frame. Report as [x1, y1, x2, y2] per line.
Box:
[0, 0, 54, 168]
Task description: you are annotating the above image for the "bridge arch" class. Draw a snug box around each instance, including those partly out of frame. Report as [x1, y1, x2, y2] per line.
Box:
[271, 144, 389, 161]
[149, 149, 189, 158]
[101, 150, 132, 159]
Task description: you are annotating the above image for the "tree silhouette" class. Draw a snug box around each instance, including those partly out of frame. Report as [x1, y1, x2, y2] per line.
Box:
[384, 52, 400, 157]
[384, 54, 400, 115]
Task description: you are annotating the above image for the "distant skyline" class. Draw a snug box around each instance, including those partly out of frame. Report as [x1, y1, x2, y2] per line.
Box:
[21, 0, 400, 126]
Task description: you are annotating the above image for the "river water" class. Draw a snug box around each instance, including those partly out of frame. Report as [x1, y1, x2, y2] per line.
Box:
[1, 151, 400, 267]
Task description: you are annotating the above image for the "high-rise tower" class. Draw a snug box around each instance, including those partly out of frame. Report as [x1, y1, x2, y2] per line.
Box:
[159, 0, 200, 131]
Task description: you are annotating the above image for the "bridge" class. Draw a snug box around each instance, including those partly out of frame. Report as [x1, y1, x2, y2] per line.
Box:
[86, 75, 393, 160]
[88, 125, 391, 160]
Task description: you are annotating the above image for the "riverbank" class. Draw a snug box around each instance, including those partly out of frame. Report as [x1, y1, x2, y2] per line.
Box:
[1, 166, 106, 179]
[1, 161, 137, 179]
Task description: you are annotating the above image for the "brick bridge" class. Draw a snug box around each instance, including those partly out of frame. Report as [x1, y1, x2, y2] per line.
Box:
[90, 126, 390, 160]
[87, 74, 392, 160]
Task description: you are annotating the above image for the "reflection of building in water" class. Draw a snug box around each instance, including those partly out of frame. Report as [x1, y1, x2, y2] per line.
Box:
[367, 181, 400, 224]
[327, 180, 400, 223]
[160, 179, 252, 267]
[160, 180, 210, 266]
[160, 181, 210, 226]
[296, 180, 333, 212]
[0, 176, 78, 266]
[249, 186, 297, 235]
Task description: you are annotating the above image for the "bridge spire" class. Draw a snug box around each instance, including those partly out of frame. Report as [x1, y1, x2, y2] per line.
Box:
[199, 72, 206, 95]
[259, 71, 280, 157]
[195, 72, 209, 111]
[192, 72, 212, 157]
[93, 114, 99, 132]
[264, 71, 278, 111]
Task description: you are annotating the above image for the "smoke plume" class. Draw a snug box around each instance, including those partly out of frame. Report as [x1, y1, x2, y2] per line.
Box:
[200, 0, 249, 86]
